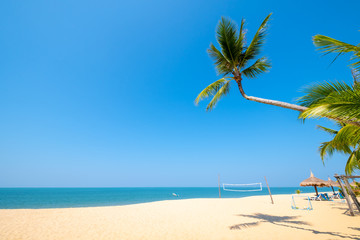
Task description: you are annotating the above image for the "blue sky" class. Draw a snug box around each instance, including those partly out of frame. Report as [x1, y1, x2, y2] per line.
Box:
[0, 0, 359, 187]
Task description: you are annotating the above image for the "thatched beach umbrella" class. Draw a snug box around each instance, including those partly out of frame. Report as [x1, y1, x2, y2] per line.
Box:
[327, 177, 339, 193]
[300, 171, 329, 195]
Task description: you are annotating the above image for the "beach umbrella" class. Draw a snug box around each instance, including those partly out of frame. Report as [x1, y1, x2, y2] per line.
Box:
[326, 177, 340, 193]
[300, 171, 329, 195]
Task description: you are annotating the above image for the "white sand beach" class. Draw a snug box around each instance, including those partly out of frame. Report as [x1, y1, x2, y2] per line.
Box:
[0, 194, 358, 240]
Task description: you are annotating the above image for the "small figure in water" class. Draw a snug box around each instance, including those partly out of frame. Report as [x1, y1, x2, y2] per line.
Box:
[172, 193, 179, 197]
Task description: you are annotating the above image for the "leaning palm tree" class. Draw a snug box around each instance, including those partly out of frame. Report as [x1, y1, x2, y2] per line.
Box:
[195, 13, 306, 112]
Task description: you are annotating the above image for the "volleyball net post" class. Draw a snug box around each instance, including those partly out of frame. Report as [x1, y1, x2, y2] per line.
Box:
[218, 174, 221, 198]
[264, 176, 274, 204]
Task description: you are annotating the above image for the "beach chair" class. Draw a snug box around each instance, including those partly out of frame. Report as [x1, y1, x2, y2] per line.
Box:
[330, 193, 339, 200]
[321, 193, 332, 201]
[338, 192, 345, 199]
[330, 192, 343, 200]
[310, 194, 322, 201]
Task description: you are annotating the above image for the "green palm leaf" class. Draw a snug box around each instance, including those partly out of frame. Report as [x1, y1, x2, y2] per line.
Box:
[318, 126, 352, 161]
[242, 57, 271, 79]
[207, 44, 232, 75]
[297, 81, 352, 107]
[313, 35, 360, 72]
[319, 141, 336, 162]
[237, 19, 246, 56]
[241, 13, 272, 68]
[298, 80, 360, 122]
[332, 125, 360, 148]
[195, 78, 230, 105]
[316, 125, 338, 135]
[216, 17, 241, 67]
[206, 80, 231, 111]
[345, 149, 360, 175]
[300, 102, 360, 121]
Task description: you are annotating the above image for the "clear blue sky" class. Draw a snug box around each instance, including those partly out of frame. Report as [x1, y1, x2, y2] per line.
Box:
[0, 0, 359, 187]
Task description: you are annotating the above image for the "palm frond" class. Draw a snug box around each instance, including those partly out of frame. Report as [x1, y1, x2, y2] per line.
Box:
[241, 13, 272, 68]
[316, 125, 338, 135]
[313, 35, 360, 72]
[313, 35, 359, 54]
[318, 125, 356, 171]
[216, 17, 240, 67]
[297, 81, 352, 107]
[237, 19, 246, 56]
[208, 43, 233, 75]
[297, 80, 360, 122]
[318, 126, 352, 161]
[195, 78, 230, 105]
[206, 80, 231, 111]
[333, 125, 360, 148]
[300, 102, 360, 122]
[319, 141, 336, 162]
[313, 85, 360, 120]
[242, 57, 271, 79]
[345, 149, 360, 175]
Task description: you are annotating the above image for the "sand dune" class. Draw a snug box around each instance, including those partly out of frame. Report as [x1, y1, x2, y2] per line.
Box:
[0, 194, 359, 240]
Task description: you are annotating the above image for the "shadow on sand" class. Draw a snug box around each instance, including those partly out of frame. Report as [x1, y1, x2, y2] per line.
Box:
[230, 213, 360, 240]
[330, 202, 360, 216]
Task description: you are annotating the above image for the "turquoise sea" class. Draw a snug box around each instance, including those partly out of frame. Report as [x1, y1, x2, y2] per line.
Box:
[0, 187, 335, 209]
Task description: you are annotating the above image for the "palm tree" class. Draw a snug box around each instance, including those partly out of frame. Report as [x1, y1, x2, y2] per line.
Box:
[298, 33, 360, 174]
[195, 13, 306, 112]
[298, 80, 360, 174]
[298, 33, 360, 128]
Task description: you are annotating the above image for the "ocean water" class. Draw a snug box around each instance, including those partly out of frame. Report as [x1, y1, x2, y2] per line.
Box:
[0, 187, 336, 209]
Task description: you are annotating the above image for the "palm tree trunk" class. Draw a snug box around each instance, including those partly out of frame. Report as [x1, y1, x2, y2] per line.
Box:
[235, 79, 360, 127]
[235, 79, 307, 112]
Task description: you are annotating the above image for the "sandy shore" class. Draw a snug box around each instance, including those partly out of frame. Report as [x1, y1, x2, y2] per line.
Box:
[0, 194, 359, 240]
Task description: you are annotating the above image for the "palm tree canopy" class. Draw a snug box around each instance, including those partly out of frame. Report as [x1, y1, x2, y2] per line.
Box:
[298, 80, 360, 174]
[196, 13, 272, 111]
[208, 14, 271, 77]
[298, 80, 360, 122]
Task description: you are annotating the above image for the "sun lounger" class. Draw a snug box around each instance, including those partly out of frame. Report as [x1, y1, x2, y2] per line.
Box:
[330, 193, 339, 200]
[338, 192, 345, 199]
[330, 192, 345, 200]
[310, 194, 322, 201]
[321, 193, 332, 201]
